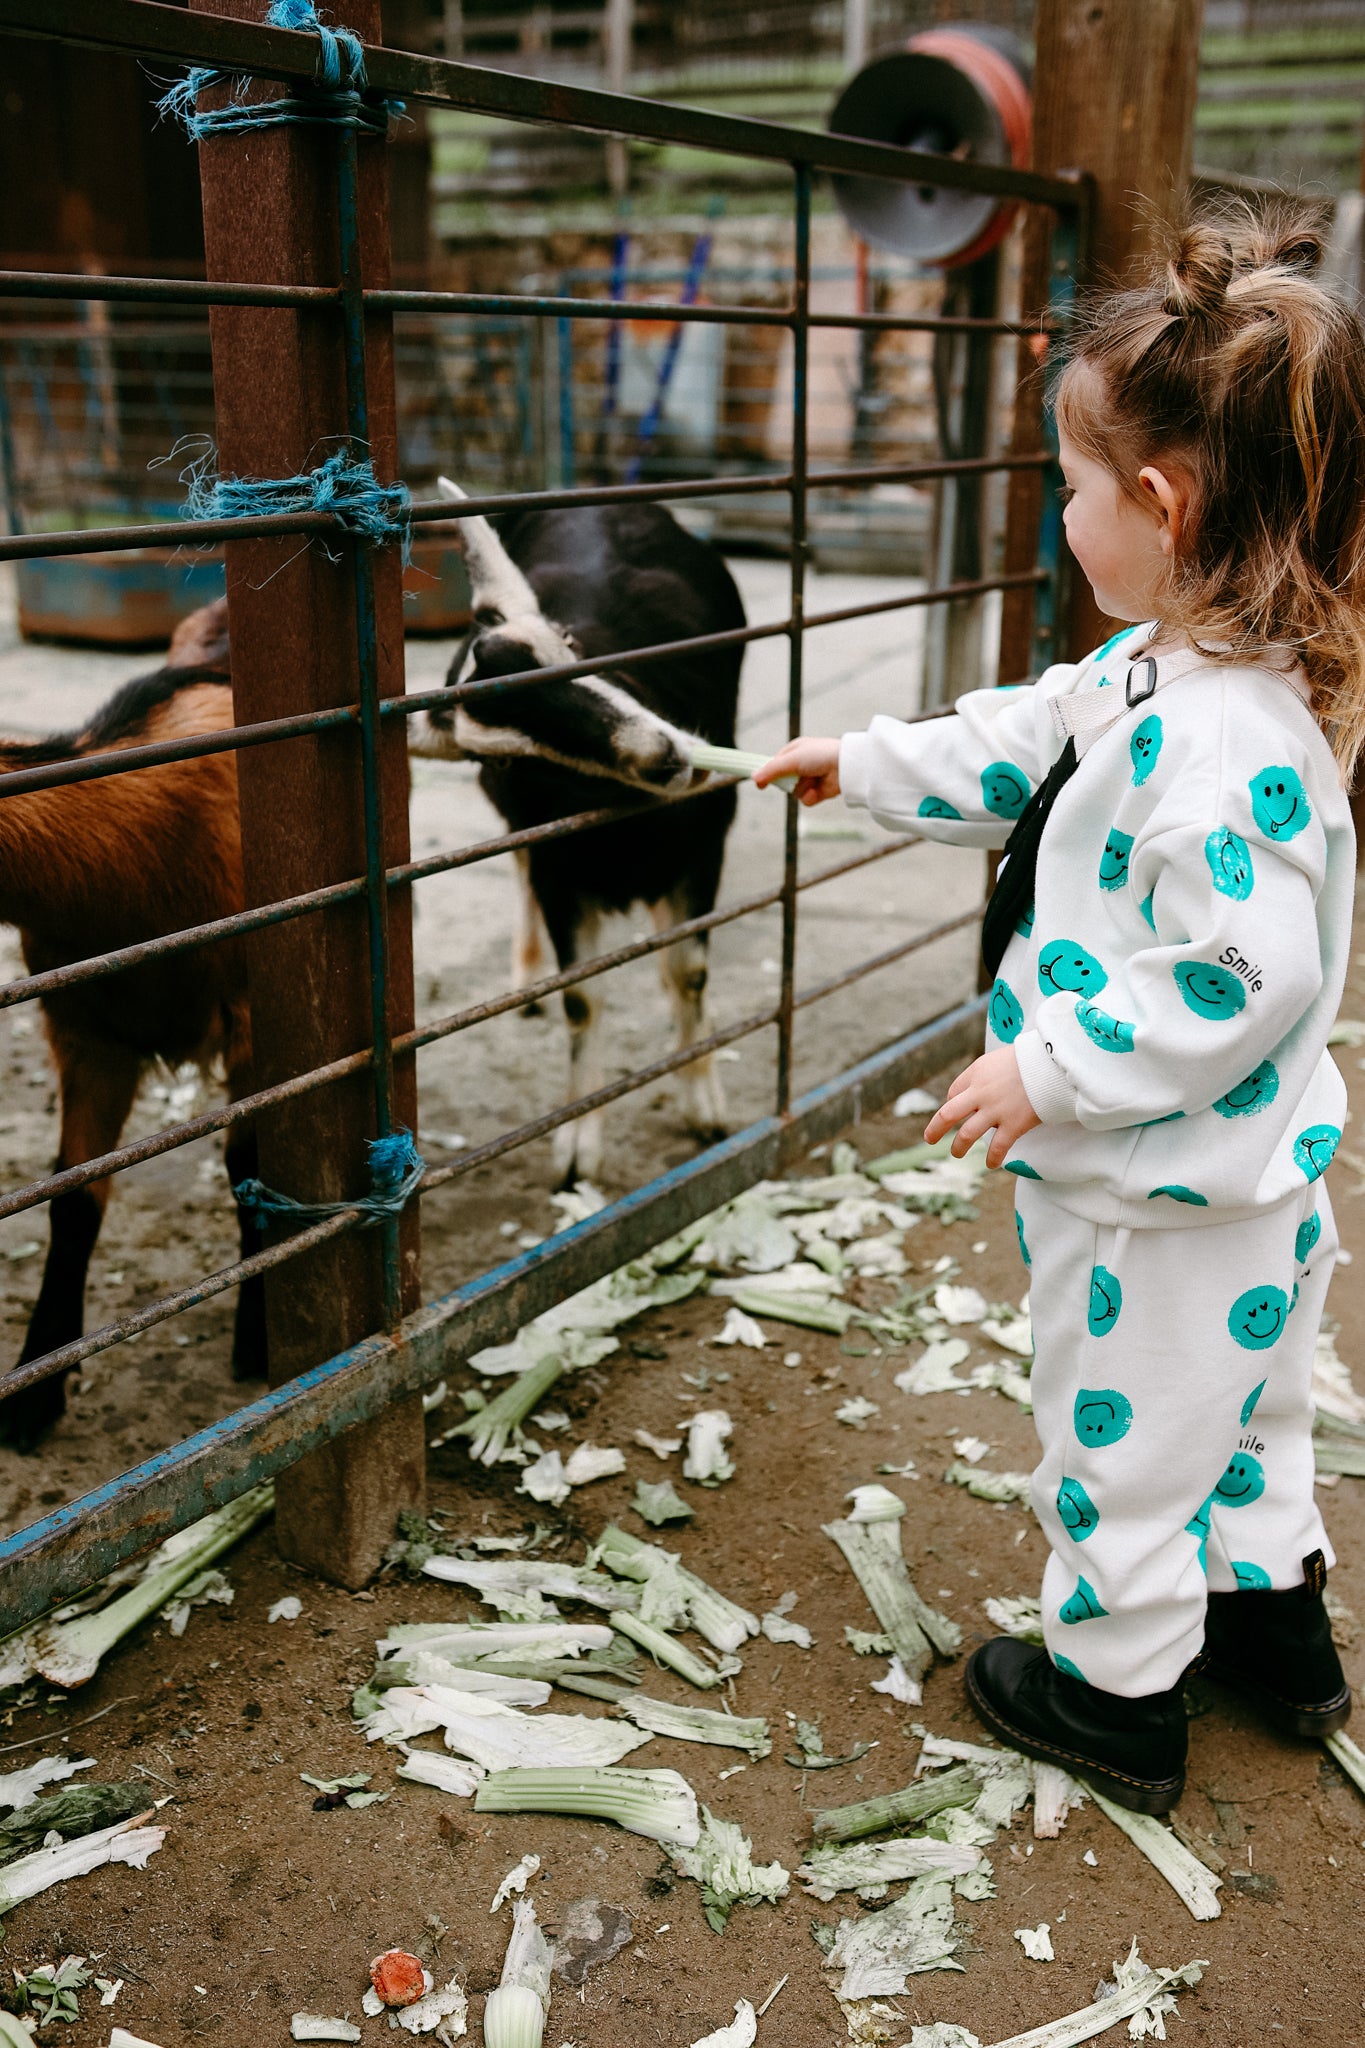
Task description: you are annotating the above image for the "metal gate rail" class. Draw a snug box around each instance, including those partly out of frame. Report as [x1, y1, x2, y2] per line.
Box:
[0, 0, 1086, 1624]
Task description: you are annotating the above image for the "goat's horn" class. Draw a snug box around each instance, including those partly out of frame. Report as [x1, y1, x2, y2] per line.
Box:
[436, 473, 540, 620]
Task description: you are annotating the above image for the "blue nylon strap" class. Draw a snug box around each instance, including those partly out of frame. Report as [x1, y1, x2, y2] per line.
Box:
[158, 0, 402, 142]
[235, 1128, 425, 1232]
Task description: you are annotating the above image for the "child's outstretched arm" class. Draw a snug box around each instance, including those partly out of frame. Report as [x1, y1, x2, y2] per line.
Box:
[755, 736, 840, 806]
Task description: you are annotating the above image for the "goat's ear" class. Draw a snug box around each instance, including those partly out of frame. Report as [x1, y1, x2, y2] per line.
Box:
[437, 485, 543, 623]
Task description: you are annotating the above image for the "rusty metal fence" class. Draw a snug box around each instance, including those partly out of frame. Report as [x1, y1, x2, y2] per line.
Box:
[0, 0, 1087, 1624]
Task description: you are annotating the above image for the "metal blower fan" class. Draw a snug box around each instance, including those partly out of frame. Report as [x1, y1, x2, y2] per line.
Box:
[828, 24, 1032, 266]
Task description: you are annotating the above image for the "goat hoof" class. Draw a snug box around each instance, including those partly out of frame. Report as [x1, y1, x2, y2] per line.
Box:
[0, 1377, 67, 1454]
[519, 999, 546, 1020]
[690, 1122, 729, 1146]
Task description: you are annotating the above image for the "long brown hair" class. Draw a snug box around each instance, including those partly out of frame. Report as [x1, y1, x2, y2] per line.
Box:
[1055, 201, 1365, 782]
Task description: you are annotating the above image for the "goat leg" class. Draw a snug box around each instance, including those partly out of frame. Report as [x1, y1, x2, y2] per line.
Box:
[652, 896, 727, 1143]
[0, 1031, 139, 1452]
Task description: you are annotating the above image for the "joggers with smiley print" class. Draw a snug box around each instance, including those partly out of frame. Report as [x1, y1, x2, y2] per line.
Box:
[1015, 1175, 1336, 1696]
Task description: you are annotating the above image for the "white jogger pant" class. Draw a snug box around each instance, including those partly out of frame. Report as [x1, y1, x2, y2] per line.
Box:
[1013, 1179, 1336, 1697]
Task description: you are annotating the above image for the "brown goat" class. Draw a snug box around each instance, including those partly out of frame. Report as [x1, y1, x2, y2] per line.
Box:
[0, 600, 264, 1451]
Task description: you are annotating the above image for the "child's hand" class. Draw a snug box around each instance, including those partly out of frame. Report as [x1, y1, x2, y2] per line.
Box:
[925, 1048, 1042, 1169]
[755, 736, 841, 805]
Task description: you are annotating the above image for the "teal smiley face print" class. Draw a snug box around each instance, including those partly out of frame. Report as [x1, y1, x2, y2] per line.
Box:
[1074, 997, 1136, 1054]
[1204, 827, 1254, 901]
[918, 794, 962, 821]
[981, 761, 1030, 820]
[1038, 939, 1108, 998]
[1058, 1574, 1108, 1625]
[1098, 828, 1134, 892]
[1250, 765, 1310, 841]
[1056, 1476, 1100, 1540]
[1212, 1061, 1279, 1119]
[1086, 1267, 1123, 1338]
[1130, 714, 1162, 785]
[1295, 1209, 1322, 1263]
[1073, 1386, 1133, 1445]
[1232, 1560, 1272, 1589]
[1240, 1379, 1266, 1427]
[1173, 960, 1247, 1020]
[1292, 1124, 1340, 1182]
[1228, 1284, 1289, 1350]
[1215, 1450, 1266, 1507]
[988, 977, 1024, 1044]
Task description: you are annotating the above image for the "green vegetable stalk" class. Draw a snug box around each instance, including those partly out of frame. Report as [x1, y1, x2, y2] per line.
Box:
[31, 1484, 273, 1689]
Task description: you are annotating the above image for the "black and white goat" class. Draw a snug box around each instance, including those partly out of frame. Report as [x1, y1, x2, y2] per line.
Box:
[411, 480, 745, 1185]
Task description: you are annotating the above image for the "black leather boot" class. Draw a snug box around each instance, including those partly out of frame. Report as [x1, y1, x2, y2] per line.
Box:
[1202, 1553, 1351, 1738]
[965, 1638, 1187, 1814]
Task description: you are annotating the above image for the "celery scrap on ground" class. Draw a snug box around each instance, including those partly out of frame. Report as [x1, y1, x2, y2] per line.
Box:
[944, 1462, 1034, 1504]
[824, 1485, 961, 1693]
[490, 1852, 541, 1912]
[0, 1752, 95, 1811]
[904, 1941, 1208, 2047]
[419, 1556, 636, 1619]
[811, 1764, 983, 1843]
[622, 1697, 770, 1757]
[10, 1954, 92, 2029]
[632, 1478, 695, 1525]
[300, 1770, 387, 1811]
[1088, 1789, 1223, 1919]
[671, 1807, 790, 1932]
[684, 1409, 736, 1485]
[474, 1764, 701, 1847]
[609, 1610, 734, 1690]
[0, 1782, 151, 1863]
[822, 1868, 963, 2001]
[689, 1999, 757, 2048]
[798, 1837, 985, 1901]
[712, 1307, 768, 1347]
[1014, 1922, 1054, 1961]
[761, 1590, 813, 1647]
[592, 1524, 758, 1654]
[729, 1287, 854, 1334]
[982, 1596, 1045, 1644]
[0, 1814, 164, 1917]
[27, 1483, 273, 1689]
[1325, 1727, 1365, 1798]
[785, 1719, 877, 1771]
[290, 2020, 361, 2044]
[483, 1895, 551, 2047]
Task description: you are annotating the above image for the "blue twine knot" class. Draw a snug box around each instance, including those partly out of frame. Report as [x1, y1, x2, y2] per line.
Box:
[235, 1127, 425, 1232]
[175, 442, 411, 559]
[158, 0, 402, 142]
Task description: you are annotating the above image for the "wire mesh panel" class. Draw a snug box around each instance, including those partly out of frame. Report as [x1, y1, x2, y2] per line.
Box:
[0, 0, 1086, 1622]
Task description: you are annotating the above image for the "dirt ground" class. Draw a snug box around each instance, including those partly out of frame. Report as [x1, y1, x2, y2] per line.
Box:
[0, 568, 1364, 2044]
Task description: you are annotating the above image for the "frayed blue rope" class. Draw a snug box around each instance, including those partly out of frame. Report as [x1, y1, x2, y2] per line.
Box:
[235, 1128, 425, 1231]
[176, 443, 411, 559]
[158, 0, 401, 142]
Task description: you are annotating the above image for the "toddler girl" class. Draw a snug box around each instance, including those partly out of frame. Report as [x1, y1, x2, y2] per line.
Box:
[758, 206, 1364, 1812]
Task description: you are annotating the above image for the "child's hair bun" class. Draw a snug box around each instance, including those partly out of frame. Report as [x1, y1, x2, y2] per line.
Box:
[1162, 224, 1235, 319]
[1238, 202, 1327, 279]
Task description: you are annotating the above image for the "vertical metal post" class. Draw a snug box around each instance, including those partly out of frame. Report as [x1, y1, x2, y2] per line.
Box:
[0, 359, 22, 535]
[336, 122, 401, 1328]
[189, 0, 423, 1589]
[776, 162, 810, 1117]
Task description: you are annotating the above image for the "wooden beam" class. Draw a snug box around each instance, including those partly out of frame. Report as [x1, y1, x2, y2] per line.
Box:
[189, 0, 424, 1587]
[999, 0, 1205, 676]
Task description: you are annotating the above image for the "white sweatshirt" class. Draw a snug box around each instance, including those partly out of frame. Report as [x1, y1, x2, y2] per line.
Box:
[839, 625, 1354, 1228]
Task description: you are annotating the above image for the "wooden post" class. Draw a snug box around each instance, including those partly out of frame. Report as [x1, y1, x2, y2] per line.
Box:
[189, 0, 424, 1586]
[998, 0, 1205, 678]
